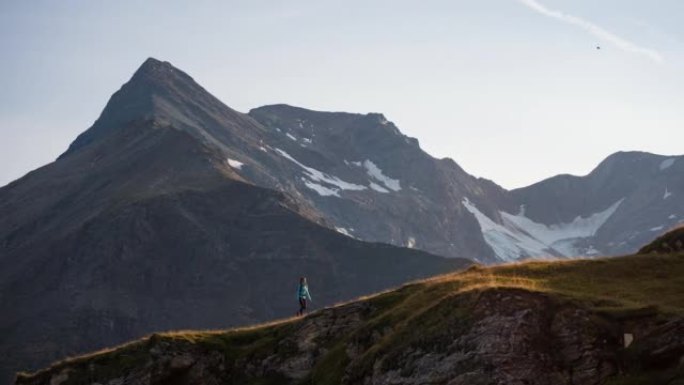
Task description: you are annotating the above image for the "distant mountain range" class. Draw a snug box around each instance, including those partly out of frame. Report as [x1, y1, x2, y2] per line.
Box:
[0, 58, 682, 383]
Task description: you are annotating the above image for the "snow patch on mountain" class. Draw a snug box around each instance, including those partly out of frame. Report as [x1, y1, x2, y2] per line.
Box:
[501, 199, 624, 246]
[286, 133, 297, 141]
[407, 237, 416, 248]
[664, 187, 672, 199]
[369, 182, 390, 193]
[276, 148, 367, 196]
[462, 198, 551, 262]
[650, 225, 664, 232]
[335, 227, 354, 237]
[462, 197, 624, 261]
[363, 160, 401, 191]
[227, 158, 244, 170]
[660, 158, 676, 170]
[303, 179, 339, 197]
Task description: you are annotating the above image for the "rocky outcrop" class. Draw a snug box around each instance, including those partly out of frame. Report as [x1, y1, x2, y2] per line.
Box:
[16, 288, 683, 385]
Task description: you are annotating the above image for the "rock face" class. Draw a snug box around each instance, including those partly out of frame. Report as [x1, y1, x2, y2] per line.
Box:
[15, 288, 683, 385]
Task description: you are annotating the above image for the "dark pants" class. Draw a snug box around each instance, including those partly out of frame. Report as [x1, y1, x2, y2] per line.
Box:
[298, 298, 307, 316]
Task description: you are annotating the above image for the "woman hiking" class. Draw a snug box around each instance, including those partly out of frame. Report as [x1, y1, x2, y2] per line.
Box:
[296, 277, 312, 316]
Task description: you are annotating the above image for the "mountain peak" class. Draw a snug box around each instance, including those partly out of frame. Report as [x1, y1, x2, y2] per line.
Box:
[130, 57, 194, 85]
[139, 57, 169, 71]
[592, 150, 680, 177]
[59, 58, 252, 159]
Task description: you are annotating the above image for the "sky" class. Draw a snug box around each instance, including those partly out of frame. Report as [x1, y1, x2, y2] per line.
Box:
[1, 0, 683, 189]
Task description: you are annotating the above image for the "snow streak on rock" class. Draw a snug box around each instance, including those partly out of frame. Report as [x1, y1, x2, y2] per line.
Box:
[363, 160, 401, 192]
[276, 148, 367, 197]
[660, 158, 676, 171]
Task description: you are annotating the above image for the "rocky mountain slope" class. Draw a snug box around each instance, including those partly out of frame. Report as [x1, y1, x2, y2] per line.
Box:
[11, 58, 681, 267]
[242, 100, 684, 263]
[16, 232, 684, 385]
[500, 151, 684, 260]
[59, 58, 507, 263]
[0, 61, 470, 384]
[68, 58, 681, 265]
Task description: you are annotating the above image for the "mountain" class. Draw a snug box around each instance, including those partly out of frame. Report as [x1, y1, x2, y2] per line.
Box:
[235, 101, 684, 263]
[244, 104, 512, 262]
[15, 235, 684, 385]
[463, 151, 684, 261]
[51, 59, 684, 266]
[2, 57, 683, 382]
[0, 59, 470, 384]
[62, 58, 507, 263]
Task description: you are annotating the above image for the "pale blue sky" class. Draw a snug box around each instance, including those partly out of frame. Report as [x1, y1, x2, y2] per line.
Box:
[1, 0, 682, 188]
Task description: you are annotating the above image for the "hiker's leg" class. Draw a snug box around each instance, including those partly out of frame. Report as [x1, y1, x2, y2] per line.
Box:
[298, 298, 306, 315]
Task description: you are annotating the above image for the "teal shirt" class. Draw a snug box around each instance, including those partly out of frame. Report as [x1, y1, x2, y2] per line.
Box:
[297, 284, 312, 301]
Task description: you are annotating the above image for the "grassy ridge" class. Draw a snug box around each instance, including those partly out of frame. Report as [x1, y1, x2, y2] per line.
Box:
[430, 252, 684, 314]
[17, 252, 684, 384]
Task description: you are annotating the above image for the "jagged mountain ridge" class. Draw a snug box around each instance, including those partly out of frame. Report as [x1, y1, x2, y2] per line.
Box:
[465, 151, 684, 261]
[53, 58, 684, 264]
[512, 151, 684, 255]
[246, 102, 684, 263]
[57, 58, 509, 263]
[94, 59, 684, 263]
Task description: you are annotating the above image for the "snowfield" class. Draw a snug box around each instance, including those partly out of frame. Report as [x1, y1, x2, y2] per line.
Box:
[462, 197, 624, 261]
[462, 198, 551, 262]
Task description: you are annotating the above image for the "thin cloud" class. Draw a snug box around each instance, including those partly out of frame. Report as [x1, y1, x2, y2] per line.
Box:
[517, 0, 663, 62]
